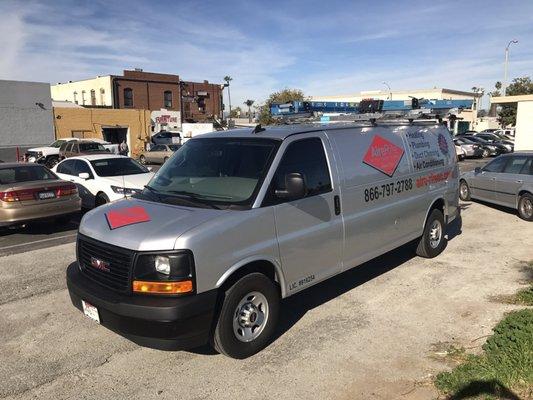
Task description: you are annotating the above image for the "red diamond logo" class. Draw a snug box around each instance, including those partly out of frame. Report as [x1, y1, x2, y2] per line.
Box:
[363, 135, 404, 177]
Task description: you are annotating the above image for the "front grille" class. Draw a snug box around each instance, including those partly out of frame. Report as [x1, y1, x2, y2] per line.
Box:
[77, 235, 135, 293]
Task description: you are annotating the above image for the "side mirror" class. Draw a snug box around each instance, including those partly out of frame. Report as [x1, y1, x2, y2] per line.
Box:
[275, 173, 307, 200]
[78, 172, 90, 180]
[474, 167, 482, 174]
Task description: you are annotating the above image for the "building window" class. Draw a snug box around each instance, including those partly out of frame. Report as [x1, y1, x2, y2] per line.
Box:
[81, 90, 86, 105]
[73, 91, 78, 104]
[100, 88, 105, 105]
[164, 90, 172, 108]
[124, 88, 133, 107]
[90, 89, 96, 106]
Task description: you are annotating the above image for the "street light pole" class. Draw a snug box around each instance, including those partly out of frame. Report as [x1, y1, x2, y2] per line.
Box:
[382, 81, 392, 100]
[503, 39, 518, 96]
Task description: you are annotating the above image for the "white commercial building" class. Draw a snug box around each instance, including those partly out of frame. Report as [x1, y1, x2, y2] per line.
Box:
[50, 76, 113, 107]
[491, 95, 533, 151]
[0, 80, 54, 162]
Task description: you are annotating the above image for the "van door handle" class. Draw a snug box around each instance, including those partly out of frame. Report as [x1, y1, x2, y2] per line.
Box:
[516, 180, 523, 184]
[334, 195, 341, 215]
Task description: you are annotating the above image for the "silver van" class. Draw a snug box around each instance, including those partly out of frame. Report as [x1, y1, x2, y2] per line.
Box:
[67, 121, 459, 358]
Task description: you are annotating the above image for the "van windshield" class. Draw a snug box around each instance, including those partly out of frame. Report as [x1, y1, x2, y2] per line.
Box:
[147, 138, 279, 205]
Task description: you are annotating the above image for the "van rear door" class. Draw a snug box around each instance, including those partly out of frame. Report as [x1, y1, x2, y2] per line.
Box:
[263, 133, 343, 295]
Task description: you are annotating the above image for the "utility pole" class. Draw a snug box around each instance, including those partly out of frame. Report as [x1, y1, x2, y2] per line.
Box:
[503, 40, 518, 96]
[223, 76, 233, 124]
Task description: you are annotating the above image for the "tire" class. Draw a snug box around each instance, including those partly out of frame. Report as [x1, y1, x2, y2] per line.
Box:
[213, 272, 280, 359]
[95, 192, 110, 207]
[517, 193, 533, 221]
[46, 156, 59, 169]
[482, 149, 490, 158]
[416, 208, 447, 258]
[139, 155, 146, 165]
[163, 156, 169, 163]
[459, 180, 471, 201]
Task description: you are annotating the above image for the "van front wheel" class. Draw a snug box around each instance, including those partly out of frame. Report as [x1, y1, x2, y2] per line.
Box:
[213, 272, 279, 359]
[416, 209, 447, 258]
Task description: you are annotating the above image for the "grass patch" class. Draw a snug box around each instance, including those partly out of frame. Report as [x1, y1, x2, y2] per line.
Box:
[435, 309, 533, 399]
[514, 287, 533, 306]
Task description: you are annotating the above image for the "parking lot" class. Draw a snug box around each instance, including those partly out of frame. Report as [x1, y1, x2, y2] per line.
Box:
[1, 156, 532, 400]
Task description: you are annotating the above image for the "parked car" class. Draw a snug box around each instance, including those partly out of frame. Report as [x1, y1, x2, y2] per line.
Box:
[475, 133, 514, 152]
[462, 135, 508, 156]
[151, 131, 182, 145]
[453, 137, 484, 158]
[59, 140, 109, 160]
[66, 121, 459, 358]
[25, 138, 76, 168]
[455, 144, 466, 160]
[0, 163, 80, 227]
[53, 155, 154, 208]
[139, 144, 181, 165]
[459, 152, 533, 221]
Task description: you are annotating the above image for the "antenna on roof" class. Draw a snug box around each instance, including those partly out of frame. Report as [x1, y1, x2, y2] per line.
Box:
[251, 124, 266, 134]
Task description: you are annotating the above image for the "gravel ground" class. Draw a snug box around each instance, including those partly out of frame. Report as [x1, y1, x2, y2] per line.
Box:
[1, 200, 532, 400]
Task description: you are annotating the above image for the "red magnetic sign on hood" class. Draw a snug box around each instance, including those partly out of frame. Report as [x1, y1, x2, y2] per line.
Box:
[106, 206, 151, 230]
[362, 135, 405, 177]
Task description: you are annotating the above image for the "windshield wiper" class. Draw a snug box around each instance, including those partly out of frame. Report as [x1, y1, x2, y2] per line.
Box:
[166, 190, 222, 209]
[143, 184, 162, 201]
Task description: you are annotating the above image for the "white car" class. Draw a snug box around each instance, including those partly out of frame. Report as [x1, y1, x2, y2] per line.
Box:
[455, 144, 466, 160]
[52, 154, 154, 208]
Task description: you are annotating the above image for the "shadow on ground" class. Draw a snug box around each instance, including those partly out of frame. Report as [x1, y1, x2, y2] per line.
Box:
[447, 379, 523, 400]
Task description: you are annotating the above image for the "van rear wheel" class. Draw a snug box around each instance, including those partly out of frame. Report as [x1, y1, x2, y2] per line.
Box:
[212, 272, 279, 359]
[416, 209, 447, 258]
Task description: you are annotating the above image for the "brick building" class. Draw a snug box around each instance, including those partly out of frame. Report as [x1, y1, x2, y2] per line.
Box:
[51, 69, 224, 123]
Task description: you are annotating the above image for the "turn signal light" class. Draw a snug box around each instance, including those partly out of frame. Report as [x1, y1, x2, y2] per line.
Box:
[132, 280, 193, 294]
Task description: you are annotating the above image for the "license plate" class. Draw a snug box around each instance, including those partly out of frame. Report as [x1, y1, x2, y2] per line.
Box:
[81, 300, 100, 324]
[38, 191, 56, 200]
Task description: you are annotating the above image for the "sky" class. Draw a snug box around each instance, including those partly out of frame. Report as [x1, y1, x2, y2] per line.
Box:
[0, 0, 532, 108]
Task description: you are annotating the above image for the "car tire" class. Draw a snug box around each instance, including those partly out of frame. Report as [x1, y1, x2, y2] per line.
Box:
[139, 155, 146, 165]
[517, 193, 533, 221]
[95, 192, 110, 207]
[212, 272, 280, 359]
[416, 208, 447, 258]
[163, 156, 169, 163]
[459, 180, 471, 201]
[46, 156, 59, 169]
[482, 149, 490, 158]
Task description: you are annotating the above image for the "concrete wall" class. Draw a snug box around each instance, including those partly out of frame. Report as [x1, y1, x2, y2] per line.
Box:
[0, 80, 54, 161]
[514, 101, 533, 151]
[51, 76, 113, 107]
[53, 107, 152, 157]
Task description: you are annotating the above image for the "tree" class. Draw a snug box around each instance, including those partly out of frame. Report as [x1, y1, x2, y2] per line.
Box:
[223, 76, 233, 119]
[244, 99, 255, 123]
[229, 106, 242, 118]
[491, 76, 533, 127]
[257, 88, 305, 125]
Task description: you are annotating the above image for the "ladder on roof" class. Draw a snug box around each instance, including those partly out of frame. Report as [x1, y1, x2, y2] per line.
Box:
[269, 98, 474, 123]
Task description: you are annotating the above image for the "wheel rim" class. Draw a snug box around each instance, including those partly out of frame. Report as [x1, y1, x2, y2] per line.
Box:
[140, 156, 146, 164]
[460, 182, 468, 200]
[233, 291, 269, 343]
[520, 198, 533, 219]
[429, 220, 442, 249]
[483, 149, 489, 157]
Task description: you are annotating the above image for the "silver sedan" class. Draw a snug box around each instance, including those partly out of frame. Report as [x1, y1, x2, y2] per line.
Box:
[459, 152, 533, 221]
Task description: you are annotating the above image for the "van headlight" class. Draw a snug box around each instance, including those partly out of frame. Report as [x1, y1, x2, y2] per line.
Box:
[132, 251, 194, 295]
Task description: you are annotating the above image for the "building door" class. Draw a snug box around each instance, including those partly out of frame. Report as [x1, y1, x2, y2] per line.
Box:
[102, 127, 128, 144]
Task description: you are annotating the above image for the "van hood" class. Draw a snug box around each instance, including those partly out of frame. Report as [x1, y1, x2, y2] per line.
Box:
[100, 173, 154, 189]
[79, 197, 225, 251]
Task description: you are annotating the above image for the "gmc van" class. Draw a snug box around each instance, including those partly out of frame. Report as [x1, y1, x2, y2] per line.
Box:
[67, 121, 459, 358]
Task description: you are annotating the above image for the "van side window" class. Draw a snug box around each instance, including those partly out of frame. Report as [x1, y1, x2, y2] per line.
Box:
[267, 137, 332, 205]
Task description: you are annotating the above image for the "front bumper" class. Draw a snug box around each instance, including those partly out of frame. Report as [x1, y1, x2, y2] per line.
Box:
[66, 262, 218, 350]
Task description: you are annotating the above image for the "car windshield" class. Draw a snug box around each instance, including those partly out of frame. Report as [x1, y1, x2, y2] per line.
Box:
[90, 158, 149, 177]
[49, 140, 66, 148]
[79, 143, 106, 152]
[0, 165, 57, 184]
[147, 138, 279, 204]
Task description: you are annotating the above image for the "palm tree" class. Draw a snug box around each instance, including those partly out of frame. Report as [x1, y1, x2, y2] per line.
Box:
[223, 76, 233, 120]
[244, 99, 255, 123]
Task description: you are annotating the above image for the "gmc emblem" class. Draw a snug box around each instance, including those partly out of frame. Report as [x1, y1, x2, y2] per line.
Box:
[90, 257, 110, 272]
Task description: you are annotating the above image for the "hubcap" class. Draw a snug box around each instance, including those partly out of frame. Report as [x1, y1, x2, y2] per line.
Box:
[233, 291, 269, 342]
[429, 220, 442, 249]
[460, 183, 468, 199]
[521, 198, 533, 218]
